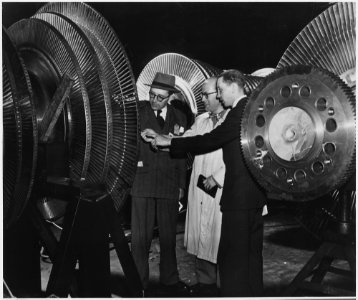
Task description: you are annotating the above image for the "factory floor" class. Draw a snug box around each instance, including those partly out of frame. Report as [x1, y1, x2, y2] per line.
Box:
[39, 201, 355, 298]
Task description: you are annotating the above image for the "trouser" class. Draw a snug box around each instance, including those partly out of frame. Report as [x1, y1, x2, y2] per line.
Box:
[131, 197, 179, 288]
[195, 257, 218, 285]
[218, 208, 264, 297]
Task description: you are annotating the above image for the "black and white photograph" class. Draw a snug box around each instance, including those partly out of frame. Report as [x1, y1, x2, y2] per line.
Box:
[2, 1, 356, 298]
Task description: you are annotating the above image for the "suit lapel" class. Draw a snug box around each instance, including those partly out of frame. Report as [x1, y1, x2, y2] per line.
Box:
[144, 104, 162, 131]
[143, 103, 173, 133]
[164, 105, 173, 133]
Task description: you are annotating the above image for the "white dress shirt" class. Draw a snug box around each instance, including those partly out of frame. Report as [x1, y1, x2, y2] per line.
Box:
[156, 105, 167, 120]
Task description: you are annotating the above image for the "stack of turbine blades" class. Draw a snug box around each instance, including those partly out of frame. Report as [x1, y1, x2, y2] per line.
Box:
[193, 59, 262, 96]
[192, 59, 221, 79]
[2, 28, 38, 228]
[193, 58, 265, 96]
[277, 2, 356, 91]
[295, 190, 341, 240]
[137, 53, 221, 115]
[23, 12, 109, 185]
[8, 17, 92, 183]
[296, 188, 356, 239]
[36, 3, 139, 211]
[251, 68, 276, 78]
[243, 74, 264, 96]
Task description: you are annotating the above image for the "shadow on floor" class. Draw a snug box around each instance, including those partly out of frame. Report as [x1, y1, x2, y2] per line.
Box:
[266, 226, 321, 251]
[110, 273, 134, 297]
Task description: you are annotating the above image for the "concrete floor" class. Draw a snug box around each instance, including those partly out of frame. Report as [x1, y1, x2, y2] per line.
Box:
[39, 201, 355, 298]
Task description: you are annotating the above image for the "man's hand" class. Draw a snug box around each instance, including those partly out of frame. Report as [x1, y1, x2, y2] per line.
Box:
[141, 129, 172, 151]
[141, 129, 172, 146]
[141, 128, 157, 142]
[203, 175, 218, 190]
[153, 134, 172, 147]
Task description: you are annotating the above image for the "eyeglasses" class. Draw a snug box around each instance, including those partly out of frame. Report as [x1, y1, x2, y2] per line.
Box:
[201, 91, 217, 98]
[149, 91, 170, 102]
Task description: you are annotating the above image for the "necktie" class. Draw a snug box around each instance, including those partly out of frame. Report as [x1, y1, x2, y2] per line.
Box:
[210, 114, 218, 126]
[210, 113, 221, 126]
[210, 110, 226, 126]
[156, 109, 165, 128]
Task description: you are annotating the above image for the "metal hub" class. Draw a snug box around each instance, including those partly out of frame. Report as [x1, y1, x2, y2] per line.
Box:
[3, 3, 139, 227]
[241, 65, 356, 201]
[268, 106, 315, 162]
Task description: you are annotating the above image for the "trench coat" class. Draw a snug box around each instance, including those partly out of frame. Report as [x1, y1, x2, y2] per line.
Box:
[183, 110, 229, 263]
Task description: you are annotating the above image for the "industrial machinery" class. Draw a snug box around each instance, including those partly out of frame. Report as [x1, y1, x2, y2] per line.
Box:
[136, 52, 221, 116]
[240, 2, 355, 296]
[4, 2, 139, 226]
[137, 52, 263, 117]
[277, 2, 356, 93]
[2, 1, 356, 298]
[241, 64, 355, 201]
[3, 2, 142, 297]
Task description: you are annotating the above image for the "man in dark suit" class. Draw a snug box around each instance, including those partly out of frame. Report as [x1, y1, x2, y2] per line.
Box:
[131, 72, 188, 295]
[142, 69, 267, 297]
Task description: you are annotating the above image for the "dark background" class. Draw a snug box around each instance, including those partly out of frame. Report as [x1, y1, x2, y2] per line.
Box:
[3, 2, 330, 78]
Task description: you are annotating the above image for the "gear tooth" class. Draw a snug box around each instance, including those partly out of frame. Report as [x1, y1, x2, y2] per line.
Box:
[325, 69, 356, 190]
[277, 2, 355, 79]
[241, 65, 356, 201]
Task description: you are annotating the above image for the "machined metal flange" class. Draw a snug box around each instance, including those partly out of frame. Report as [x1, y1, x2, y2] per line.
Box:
[241, 65, 355, 201]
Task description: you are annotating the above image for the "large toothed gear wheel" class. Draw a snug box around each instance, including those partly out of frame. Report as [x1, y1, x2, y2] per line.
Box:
[241, 65, 355, 201]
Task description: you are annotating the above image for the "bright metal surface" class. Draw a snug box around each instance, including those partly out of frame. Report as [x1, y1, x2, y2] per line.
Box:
[36, 4, 139, 210]
[136, 53, 221, 116]
[4, 2, 139, 220]
[278, 2, 356, 90]
[241, 65, 355, 201]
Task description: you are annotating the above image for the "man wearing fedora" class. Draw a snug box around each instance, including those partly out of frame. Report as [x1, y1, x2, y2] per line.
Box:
[141, 69, 267, 297]
[130, 72, 189, 295]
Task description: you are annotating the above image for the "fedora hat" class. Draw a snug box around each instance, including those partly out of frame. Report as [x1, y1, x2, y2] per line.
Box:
[146, 72, 180, 93]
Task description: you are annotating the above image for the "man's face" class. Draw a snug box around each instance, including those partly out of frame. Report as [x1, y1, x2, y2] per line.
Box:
[217, 77, 235, 108]
[149, 87, 170, 111]
[201, 83, 220, 113]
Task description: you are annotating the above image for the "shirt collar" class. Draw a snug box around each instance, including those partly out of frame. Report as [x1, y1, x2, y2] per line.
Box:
[232, 95, 247, 108]
[209, 109, 227, 120]
[156, 105, 167, 119]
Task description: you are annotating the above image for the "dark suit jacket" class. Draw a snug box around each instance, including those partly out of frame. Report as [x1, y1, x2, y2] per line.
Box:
[131, 101, 187, 200]
[171, 98, 266, 211]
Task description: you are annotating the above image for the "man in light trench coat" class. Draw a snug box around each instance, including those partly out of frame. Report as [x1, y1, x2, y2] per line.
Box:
[183, 77, 228, 296]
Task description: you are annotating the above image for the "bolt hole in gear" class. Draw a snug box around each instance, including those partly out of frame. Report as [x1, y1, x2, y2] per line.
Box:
[2, 1, 356, 297]
[241, 65, 355, 202]
[270, 1, 356, 245]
